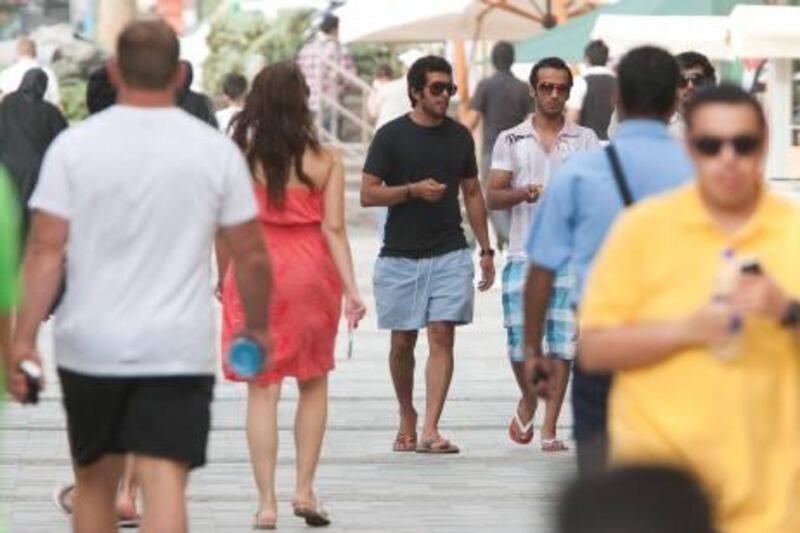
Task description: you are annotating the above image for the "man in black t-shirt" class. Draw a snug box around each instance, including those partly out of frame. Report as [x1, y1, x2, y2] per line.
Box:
[361, 55, 495, 455]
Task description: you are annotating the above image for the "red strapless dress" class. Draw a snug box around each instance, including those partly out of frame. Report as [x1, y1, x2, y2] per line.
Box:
[221, 186, 342, 385]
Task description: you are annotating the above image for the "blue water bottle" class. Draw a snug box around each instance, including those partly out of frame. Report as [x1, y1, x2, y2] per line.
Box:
[228, 336, 266, 379]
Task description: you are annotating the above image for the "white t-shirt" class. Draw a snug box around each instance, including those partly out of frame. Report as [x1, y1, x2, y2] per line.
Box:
[0, 58, 61, 106]
[491, 118, 599, 259]
[216, 105, 241, 136]
[30, 105, 258, 377]
[372, 78, 412, 130]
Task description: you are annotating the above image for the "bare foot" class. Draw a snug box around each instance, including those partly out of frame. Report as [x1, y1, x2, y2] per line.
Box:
[115, 493, 138, 521]
[254, 508, 278, 529]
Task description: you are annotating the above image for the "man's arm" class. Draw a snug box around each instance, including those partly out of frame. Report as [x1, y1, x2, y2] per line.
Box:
[10, 211, 67, 401]
[217, 220, 272, 336]
[460, 108, 481, 132]
[461, 177, 495, 291]
[486, 169, 535, 210]
[360, 173, 412, 207]
[523, 264, 555, 360]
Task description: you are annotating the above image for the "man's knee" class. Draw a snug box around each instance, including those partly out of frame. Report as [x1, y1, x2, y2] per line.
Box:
[427, 322, 455, 350]
[391, 330, 418, 355]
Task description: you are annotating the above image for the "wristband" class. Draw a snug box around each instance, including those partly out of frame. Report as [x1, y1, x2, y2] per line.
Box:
[479, 248, 495, 258]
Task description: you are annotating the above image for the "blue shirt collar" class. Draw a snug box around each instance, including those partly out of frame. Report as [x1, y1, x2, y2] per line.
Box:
[615, 118, 672, 140]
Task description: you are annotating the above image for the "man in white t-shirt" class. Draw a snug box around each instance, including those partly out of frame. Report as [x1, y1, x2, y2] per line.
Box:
[487, 57, 598, 452]
[8, 21, 271, 532]
[216, 72, 248, 135]
[0, 37, 61, 107]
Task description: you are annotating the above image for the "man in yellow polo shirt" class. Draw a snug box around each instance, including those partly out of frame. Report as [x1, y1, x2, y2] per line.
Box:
[580, 84, 800, 533]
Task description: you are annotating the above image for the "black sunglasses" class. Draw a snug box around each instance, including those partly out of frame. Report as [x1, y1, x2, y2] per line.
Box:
[691, 134, 762, 157]
[426, 82, 458, 96]
[537, 82, 570, 95]
[679, 74, 711, 89]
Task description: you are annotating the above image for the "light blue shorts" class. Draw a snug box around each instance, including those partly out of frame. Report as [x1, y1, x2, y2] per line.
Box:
[501, 260, 576, 362]
[373, 248, 475, 331]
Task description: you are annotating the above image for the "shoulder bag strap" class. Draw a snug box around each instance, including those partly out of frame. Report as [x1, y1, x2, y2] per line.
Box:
[605, 144, 634, 207]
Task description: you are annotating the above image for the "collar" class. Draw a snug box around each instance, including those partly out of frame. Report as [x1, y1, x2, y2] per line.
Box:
[527, 115, 581, 141]
[614, 119, 672, 141]
[677, 183, 787, 242]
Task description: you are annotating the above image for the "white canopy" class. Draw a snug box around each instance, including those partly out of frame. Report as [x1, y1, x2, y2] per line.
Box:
[591, 15, 731, 61]
[338, 0, 545, 43]
[729, 5, 800, 59]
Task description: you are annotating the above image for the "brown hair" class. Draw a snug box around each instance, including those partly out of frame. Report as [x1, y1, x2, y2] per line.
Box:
[117, 20, 179, 90]
[231, 62, 320, 206]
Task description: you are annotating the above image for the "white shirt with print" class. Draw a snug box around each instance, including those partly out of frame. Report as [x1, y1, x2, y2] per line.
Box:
[491, 117, 599, 260]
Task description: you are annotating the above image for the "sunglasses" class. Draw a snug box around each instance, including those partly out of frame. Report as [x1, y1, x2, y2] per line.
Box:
[679, 74, 711, 89]
[691, 134, 762, 157]
[537, 82, 570, 95]
[426, 82, 458, 96]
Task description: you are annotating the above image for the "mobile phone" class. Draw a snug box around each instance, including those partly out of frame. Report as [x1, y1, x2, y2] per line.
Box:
[19, 360, 42, 405]
[740, 258, 762, 275]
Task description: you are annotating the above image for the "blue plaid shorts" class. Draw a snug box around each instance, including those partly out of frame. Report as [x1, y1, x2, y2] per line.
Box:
[501, 260, 576, 362]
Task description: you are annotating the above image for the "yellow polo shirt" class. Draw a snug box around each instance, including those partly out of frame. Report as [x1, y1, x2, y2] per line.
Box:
[581, 184, 800, 533]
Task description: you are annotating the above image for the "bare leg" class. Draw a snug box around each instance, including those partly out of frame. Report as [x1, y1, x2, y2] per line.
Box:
[115, 454, 138, 520]
[72, 454, 125, 533]
[294, 375, 328, 506]
[134, 455, 190, 533]
[510, 360, 537, 423]
[541, 359, 572, 442]
[247, 382, 281, 525]
[421, 322, 455, 441]
[390, 330, 419, 436]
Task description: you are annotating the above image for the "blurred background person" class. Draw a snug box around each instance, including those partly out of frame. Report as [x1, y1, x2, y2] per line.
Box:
[367, 63, 395, 121]
[580, 85, 800, 532]
[216, 72, 248, 135]
[558, 465, 715, 533]
[0, 37, 60, 107]
[0, 68, 67, 242]
[676, 51, 717, 118]
[296, 14, 356, 135]
[177, 60, 218, 127]
[222, 62, 366, 529]
[86, 66, 118, 115]
[462, 41, 531, 251]
[566, 40, 616, 142]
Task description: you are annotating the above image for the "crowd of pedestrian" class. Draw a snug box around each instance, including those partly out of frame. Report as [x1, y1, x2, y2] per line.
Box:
[1, 11, 799, 533]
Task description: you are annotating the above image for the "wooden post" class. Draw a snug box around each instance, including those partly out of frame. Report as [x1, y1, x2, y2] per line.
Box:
[97, 0, 137, 53]
[454, 40, 469, 107]
[553, 0, 568, 24]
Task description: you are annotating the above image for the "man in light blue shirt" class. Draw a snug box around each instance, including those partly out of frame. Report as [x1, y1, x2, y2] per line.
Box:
[523, 46, 695, 476]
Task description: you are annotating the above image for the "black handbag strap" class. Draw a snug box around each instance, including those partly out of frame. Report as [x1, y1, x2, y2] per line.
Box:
[605, 144, 634, 207]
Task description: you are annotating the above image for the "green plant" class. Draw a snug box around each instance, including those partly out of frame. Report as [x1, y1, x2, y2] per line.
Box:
[202, 8, 313, 96]
[60, 80, 88, 123]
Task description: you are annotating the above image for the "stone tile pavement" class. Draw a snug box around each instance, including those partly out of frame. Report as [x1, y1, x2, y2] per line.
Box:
[0, 188, 577, 532]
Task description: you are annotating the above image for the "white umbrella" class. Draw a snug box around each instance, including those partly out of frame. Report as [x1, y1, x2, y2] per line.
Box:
[338, 0, 550, 43]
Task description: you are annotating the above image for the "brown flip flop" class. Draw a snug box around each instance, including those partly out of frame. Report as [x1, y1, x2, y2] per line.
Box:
[293, 501, 331, 527]
[392, 432, 418, 452]
[416, 436, 460, 454]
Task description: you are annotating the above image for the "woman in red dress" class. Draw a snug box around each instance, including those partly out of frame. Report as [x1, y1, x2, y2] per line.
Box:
[218, 62, 366, 529]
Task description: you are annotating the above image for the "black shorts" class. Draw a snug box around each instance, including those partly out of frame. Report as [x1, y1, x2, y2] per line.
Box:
[58, 368, 214, 469]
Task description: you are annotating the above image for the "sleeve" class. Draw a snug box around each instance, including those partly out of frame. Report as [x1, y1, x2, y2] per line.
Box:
[526, 165, 576, 270]
[0, 169, 19, 311]
[362, 127, 392, 181]
[584, 129, 600, 150]
[28, 135, 72, 219]
[462, 129, 478, 178]
[566, 76, 587, 112]
[469, 80, 487, 113]
[579, 211, 643, 327]
[218, 145, 258, 227]
[490, 132, 513, 173]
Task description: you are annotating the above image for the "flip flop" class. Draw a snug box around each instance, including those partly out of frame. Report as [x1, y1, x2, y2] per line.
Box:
[508, 403, 535, 445]
[392, 432, 418, 452]
[541, 438, 570, 453]
[253, 510, 277, 530]
[52, 484, 74, 516]
[117, 516, 140, 529]
[416, 435, 460, 454]
[293, 501, 331, 527]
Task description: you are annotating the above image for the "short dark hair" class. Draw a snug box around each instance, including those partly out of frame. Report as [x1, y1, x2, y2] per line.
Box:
[617, 46, 679, 119]
[676, 51, 716, 80]
[584, 40, 609, 66]
[222, 73, 248, 100]
[320, 14, 339, 35]
[86, 66, 117, 114]
[406, 55, 452, 106]
[117, 20, 180, 90]
[558, 466, 715, 533]
[684, 83, 767, 133]
[376, 64, 394, 79]
[491, 41, 515, 71]
[529, 57, 573, 89]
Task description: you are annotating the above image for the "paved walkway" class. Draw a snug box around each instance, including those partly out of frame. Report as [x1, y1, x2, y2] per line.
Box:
[1, 188, 576, 532]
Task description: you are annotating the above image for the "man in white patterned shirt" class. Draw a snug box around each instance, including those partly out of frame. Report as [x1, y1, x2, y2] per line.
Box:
[487, 57, 598, 452]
